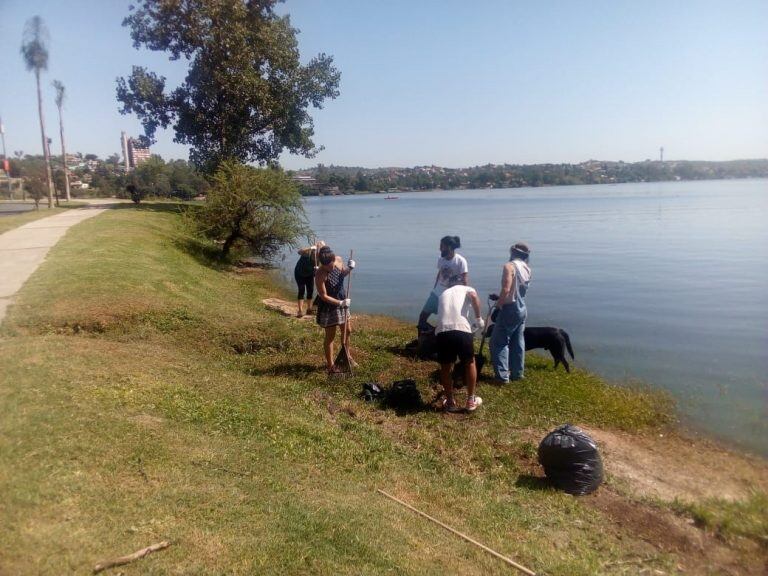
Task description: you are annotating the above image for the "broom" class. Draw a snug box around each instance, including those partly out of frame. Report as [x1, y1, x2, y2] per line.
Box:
[332, 250, 354, 376]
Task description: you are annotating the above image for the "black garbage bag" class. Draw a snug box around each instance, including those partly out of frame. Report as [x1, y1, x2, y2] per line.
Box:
[538, 424, 603, 495]
[386, 379, 423, 410]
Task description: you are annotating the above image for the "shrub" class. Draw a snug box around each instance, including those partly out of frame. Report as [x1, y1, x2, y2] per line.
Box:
[192, 161, 309, 260]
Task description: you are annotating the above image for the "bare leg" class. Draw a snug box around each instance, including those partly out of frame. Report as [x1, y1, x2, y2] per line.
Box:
[324, 325, 337, 370]
[297, 299, 304, 317]
[464, 357, 477, 401]
[439, 363, 455, 407]
[306, 299, 314, 314]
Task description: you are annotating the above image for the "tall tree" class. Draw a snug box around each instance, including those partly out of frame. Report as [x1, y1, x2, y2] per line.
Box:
[52, 80, 71, 201]
[20, 16, 55, 208]
[116, 0, 341, 173]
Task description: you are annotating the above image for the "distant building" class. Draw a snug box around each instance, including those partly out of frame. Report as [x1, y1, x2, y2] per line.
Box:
[127, 138, 151, 168]
[120, 132, 151, 171]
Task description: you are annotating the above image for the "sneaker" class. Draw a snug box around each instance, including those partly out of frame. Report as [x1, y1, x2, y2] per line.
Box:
[441, 398, 462, 413]
[466, 395, 483, 412]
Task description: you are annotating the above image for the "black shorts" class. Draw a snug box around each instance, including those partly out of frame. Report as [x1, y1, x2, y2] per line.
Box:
[436, 330, 474, 365]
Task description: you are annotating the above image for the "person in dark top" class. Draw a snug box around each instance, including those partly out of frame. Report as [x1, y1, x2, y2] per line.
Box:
[294, 241, 324, 317]
[315, 246, 356, 374]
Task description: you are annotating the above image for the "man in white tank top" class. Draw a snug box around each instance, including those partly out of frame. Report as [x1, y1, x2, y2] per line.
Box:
[435, 285, 484, 412]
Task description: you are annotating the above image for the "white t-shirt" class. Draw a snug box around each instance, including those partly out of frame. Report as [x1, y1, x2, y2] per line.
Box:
[433, 254, 469, 295]
[436, 285, 477, 334]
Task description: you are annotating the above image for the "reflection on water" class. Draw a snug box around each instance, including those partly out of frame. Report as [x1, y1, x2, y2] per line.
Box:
[279, 179, 768, 456]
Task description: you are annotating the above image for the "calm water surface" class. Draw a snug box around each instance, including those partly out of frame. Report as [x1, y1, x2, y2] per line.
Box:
[278, 179, 768, 456]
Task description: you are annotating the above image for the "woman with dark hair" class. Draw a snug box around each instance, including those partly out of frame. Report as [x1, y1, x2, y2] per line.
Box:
[417, 235, 469, 333]
[294, 240, 325, 317]
[315, 246, 356, 374]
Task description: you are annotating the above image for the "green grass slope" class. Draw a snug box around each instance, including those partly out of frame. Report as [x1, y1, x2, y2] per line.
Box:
[2, 205, 757, 575]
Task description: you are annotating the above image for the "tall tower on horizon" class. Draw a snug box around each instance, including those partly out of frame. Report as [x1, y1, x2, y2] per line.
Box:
[660, 146, 664, 163]
[121, 132, 130, 172]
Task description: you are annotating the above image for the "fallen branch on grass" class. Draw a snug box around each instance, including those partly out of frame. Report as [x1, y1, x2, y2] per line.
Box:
[92, 541, 171, 573]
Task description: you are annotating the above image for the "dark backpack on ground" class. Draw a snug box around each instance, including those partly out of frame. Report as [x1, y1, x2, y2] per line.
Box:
[538, 424, 603, 495]
[385, 379, 423, 410]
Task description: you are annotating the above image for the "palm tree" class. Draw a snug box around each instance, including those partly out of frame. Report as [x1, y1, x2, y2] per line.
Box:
[53, 80, 70, 202]
[20, 16, 54, 209]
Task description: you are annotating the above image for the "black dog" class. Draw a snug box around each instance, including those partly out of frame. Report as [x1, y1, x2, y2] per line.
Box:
[522, 327, 575, 372]
[408, 323, 575, 376]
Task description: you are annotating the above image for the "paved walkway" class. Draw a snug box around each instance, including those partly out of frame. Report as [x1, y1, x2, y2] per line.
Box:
[0, 207, 109, 323]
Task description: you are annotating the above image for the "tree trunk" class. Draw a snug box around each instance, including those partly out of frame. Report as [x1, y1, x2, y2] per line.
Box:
[57, 104, 70, 202]
[221, 231, 240, 257]
[221, 203, 248, 258]
[35, 69, 54, 209]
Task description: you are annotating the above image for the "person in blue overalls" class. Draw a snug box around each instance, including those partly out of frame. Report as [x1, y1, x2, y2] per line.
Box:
[489, 242, 532, 382]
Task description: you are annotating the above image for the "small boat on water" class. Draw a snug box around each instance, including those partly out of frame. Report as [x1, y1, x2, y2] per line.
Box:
[385, 195, 399, 200]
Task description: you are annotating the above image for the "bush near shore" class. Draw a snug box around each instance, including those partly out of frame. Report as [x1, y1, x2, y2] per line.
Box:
[1, 204, 765, 575]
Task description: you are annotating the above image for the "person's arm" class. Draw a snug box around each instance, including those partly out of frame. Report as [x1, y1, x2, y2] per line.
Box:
[460, 256, 469, 285]
[298, 246, 313, 256]
[468, 289, 482, 319]
[336, 255, 352, 277]
[315, 269, 340, 305]
[497, 263, 515, 305]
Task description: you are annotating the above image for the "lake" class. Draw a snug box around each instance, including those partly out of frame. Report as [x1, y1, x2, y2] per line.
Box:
[277, 179, 768, 457]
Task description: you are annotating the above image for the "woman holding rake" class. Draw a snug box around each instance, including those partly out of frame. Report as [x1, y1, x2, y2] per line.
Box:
[315, 246, 356, 375]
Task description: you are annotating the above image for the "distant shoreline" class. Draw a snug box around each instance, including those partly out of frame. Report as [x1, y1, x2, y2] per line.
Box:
[300, 174, 768, 197]
[291, 160, 768, 196]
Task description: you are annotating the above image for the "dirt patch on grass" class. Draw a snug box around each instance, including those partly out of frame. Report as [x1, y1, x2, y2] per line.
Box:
[128, 414, 166, 429]
[586, 427, 768, 503]
[586, 488, 767, 575]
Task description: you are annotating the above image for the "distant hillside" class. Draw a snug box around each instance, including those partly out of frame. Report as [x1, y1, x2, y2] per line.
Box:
[289, 159, 768, 195]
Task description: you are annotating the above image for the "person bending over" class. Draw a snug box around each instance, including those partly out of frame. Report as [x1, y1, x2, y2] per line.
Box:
[315, 246, 356, 375]
[435, 284, 484, 412]
[417, 235, 468, 334]
[490, 242, 531, 383]
[295, 240, 325, 317]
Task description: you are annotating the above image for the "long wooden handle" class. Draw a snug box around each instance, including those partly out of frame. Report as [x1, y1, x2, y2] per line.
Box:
[477, 304, 496, 354]
[377, 489, 536, 575]
[341, 250, 354, 351]
[346, 249, 354, 299]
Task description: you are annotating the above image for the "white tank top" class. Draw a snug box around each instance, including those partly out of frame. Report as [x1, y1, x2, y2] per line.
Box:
[435, 285, 477, 334]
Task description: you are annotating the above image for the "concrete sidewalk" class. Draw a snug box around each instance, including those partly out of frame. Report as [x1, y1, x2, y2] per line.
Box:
[0, 207, 107, 323]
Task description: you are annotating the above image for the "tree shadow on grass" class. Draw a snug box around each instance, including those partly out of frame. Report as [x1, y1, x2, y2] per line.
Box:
[514, 474, 553, 492]
[246, 362, 320, 379]
[110, 201, 189, 213]
[174, 235, 231, 271]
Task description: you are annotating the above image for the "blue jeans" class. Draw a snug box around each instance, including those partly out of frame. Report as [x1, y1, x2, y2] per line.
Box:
[489, 305, 526, 382]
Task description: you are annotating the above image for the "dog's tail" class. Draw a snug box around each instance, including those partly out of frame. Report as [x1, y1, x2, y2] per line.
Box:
[562, 330, 575, 359]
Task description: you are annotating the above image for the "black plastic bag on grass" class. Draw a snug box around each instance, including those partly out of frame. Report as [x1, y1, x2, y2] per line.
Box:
[386, 379, 423, 410]
[538, 424, 603, 495]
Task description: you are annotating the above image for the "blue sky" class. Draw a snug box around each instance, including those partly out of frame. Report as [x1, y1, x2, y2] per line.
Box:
[1, 0, 766, 169]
